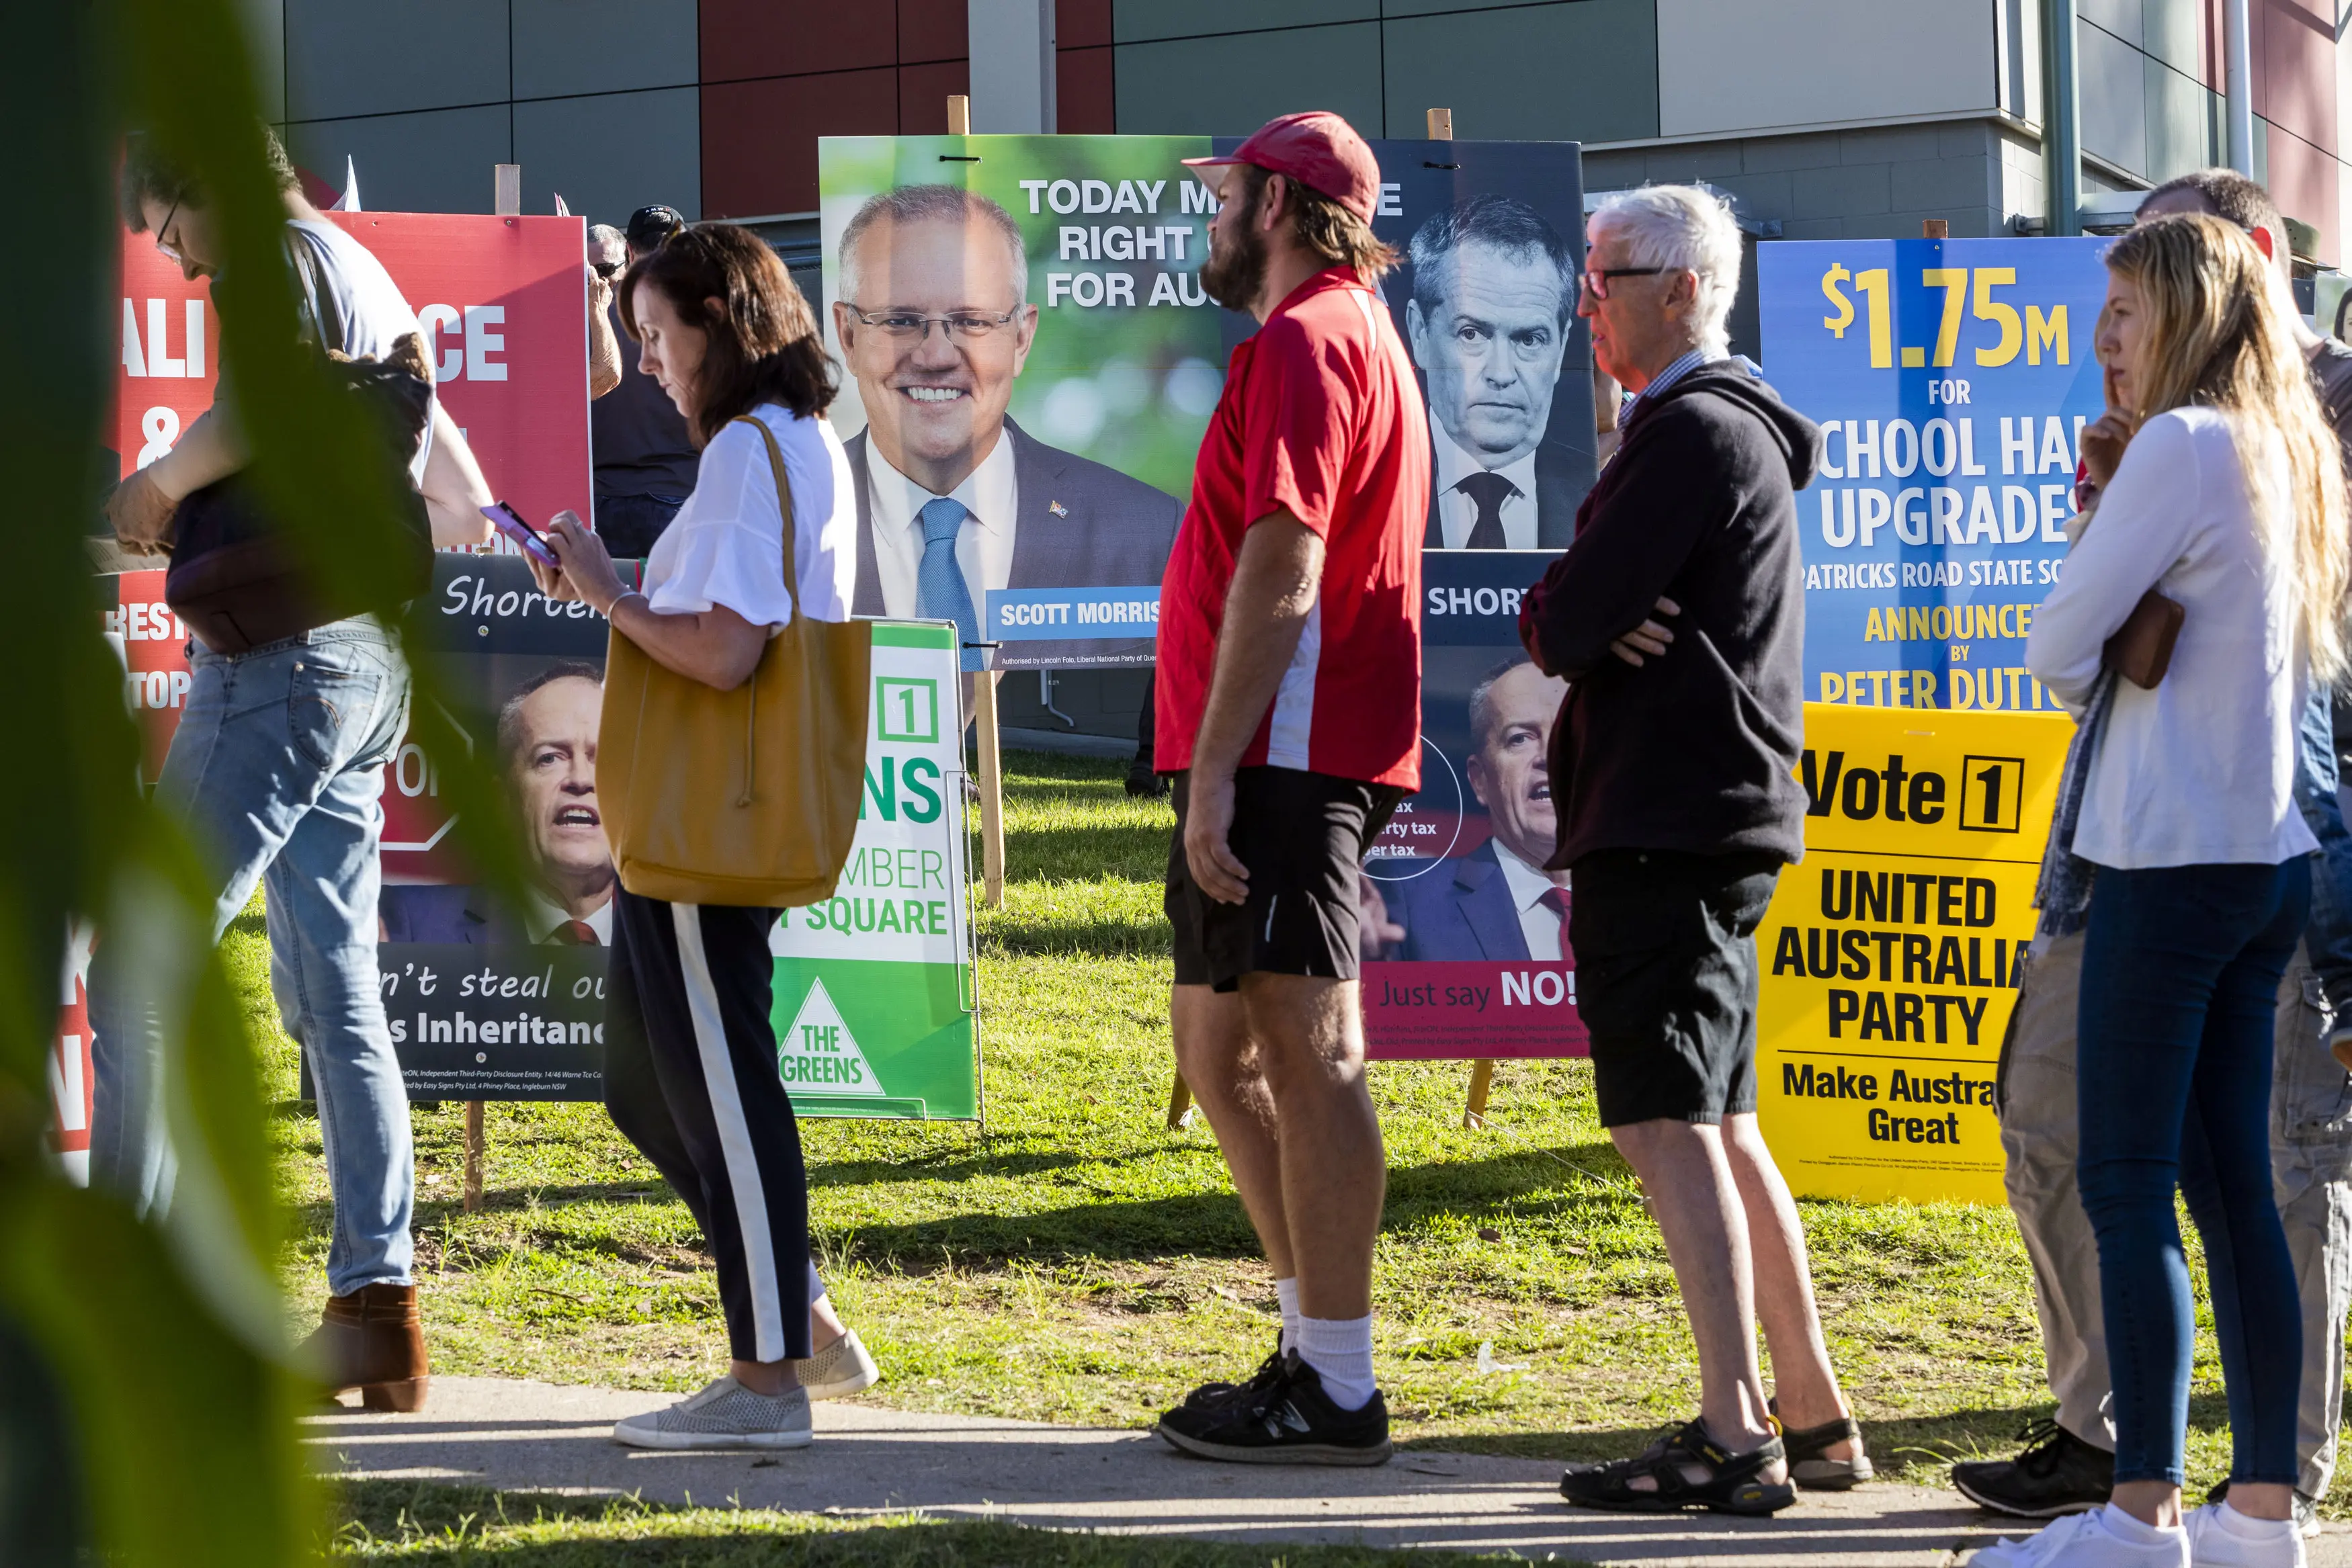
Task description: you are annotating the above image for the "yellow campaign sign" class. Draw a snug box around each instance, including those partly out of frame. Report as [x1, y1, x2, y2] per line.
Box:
[1757, 703, 2071, 1205]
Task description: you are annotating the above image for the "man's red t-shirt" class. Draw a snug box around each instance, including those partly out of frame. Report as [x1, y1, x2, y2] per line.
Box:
[1154, 268, 1429, 789]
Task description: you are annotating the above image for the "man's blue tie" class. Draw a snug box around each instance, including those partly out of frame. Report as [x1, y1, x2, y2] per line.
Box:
[917, 496, 982, 671]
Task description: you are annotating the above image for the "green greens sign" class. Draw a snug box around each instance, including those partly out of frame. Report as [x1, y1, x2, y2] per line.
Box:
[769, 621, 978, 1119]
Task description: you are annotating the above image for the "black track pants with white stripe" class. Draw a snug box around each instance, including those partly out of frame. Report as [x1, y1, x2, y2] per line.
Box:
[605, 889, 814, 1363]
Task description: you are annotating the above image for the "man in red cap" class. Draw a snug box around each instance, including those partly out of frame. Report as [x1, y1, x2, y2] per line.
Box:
[1151, 111, 1430, 1466]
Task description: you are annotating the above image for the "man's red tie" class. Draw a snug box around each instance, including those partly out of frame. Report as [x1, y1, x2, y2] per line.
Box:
[554, 920, 599, 946]
[1538, 885, 1569, 936]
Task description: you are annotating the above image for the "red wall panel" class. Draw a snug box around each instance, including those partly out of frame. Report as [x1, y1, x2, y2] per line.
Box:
[898, 0, 968, 63]
[2263, 122, 2339, 265]
[900, 60, 974, 132]
[1058, 0, 1112, 50]
[700, 0, 896, 83]
[2258, 0, 2336, 155]
[1056, 46, 1114, 134]
[701, 69, 898, 217]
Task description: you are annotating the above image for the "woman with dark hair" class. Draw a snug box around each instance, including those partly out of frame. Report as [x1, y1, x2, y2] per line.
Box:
[529, 223, 877, 1449]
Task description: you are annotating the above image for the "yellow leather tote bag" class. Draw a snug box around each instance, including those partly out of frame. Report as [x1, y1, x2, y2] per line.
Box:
[599, 415, 872, 907]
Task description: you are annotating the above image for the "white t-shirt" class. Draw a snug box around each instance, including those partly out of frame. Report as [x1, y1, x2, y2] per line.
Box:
[643, 404, 856, 629]
[284, 217, 435, 480]
[2025, 405, 2317, 868]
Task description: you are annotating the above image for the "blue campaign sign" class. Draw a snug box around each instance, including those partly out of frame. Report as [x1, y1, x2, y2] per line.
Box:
[1757, 238, 2109, 713]
[986, 586, 1161, 642]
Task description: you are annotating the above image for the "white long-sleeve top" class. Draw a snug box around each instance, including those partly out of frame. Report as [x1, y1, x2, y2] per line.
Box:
[2024, 404, 2316, 869]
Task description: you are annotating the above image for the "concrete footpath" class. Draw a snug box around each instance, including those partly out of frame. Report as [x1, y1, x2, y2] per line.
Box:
[306, 1378, 2352, 1567]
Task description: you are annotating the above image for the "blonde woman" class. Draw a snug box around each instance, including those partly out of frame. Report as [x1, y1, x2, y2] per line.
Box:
[1982, 214, 2349, 1567]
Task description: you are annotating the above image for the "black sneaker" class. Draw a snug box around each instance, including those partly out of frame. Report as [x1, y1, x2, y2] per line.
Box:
[1155, 1350, 1391, 1466]
[1175, 1335, 1286, 1413]
[1950, 1418, 2115, 1518]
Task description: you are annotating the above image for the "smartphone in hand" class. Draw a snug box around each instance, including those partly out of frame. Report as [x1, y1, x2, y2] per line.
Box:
[481, 501, 560, 566]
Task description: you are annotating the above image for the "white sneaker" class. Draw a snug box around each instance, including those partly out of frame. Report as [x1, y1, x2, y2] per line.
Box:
[2185, 1501, 2305, 1567]
[1969, 1505, 2188, 1567]
[793, 1328, 881, 1400]
[612, 1376, 812, 1450]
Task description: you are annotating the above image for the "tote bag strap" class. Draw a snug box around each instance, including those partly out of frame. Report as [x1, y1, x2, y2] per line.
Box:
[725, 412, 800, 807]
[728, 412, 800, 629]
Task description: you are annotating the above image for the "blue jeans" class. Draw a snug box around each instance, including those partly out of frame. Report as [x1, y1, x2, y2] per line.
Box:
[2295, 688, 2352, 1016]
[89, 619, 415, 1296]
[2077, 858, 2310, 1487]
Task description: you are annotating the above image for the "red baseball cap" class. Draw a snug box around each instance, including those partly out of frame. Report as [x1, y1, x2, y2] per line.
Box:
[1181, 111, 1382, 224]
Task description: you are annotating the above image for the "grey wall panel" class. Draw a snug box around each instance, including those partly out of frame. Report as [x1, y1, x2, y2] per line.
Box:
[512, 0, 698, 99]
[286, 0, 511, 121]
[515, 87, 701, 226]
[2141, 0, 2204, 84]
[2143, 56, 2216, 183]
[2078, 17, 2149, 178]
[1656, 0, 1994, 139]
[1114, 24, 1384, 137]
[1112, 0, 1374, 44]
[235, 0, 286, 123]
[2078, 0, 2141, 48]
[1381, 1, 1656, 143]
[1380, 2, 1655, 142]
[286, 107, 513, 216]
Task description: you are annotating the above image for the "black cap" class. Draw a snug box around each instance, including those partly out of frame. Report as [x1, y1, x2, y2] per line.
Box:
[626, 205, 686, 252]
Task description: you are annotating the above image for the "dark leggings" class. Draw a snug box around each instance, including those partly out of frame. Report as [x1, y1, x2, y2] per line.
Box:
[2076, 858, 2309, 1487]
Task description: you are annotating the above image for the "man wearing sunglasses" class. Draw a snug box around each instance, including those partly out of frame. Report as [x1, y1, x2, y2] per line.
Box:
[831, 185, 1179, 670]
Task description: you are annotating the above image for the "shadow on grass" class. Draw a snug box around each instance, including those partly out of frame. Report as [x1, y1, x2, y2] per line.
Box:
[332, 1479, 1529, 1567]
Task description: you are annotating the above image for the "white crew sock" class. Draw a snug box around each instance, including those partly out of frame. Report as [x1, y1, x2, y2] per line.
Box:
[2097, 1502, 2184, 1547]
[1296, 1314, 1376, 1411]
[1274, 1278, 1301, 1355]
[2216, 1499, 2298, 1540]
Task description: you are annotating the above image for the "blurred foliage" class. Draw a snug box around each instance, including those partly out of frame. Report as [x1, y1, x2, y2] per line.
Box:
[0, 1, 526, 1563]
[819, 135, 1226, 501]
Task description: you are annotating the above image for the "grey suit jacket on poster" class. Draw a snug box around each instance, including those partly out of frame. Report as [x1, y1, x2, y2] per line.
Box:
[1422, 443, 1584, 551]
[846, 418, 1181, 664]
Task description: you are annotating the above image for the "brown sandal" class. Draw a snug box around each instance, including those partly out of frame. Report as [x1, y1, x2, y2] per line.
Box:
[1769, 1399, 1873, 1490]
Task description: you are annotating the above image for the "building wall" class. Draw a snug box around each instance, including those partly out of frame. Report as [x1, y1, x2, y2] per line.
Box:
[233, 1, 2352, 262]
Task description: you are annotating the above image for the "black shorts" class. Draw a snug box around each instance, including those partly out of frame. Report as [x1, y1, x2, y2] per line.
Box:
[1167, 767, 1402, 992]
[1568, 848, 1784, 1127]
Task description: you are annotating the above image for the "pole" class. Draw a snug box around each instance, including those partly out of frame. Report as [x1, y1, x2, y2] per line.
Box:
[1463, 1059, 1494, 1129]
[1425, 107, 1453, 139]
[1165, 1073, 1193, 1131]
[462, 162, 525, 1213]
[974, 672, 1005, 908]
[2224, 0, 2254, 177]
[946, 94, 971, 136]
[2042, 0, 2081, 236]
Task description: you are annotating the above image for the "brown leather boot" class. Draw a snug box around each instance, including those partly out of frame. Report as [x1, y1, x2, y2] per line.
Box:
[302, 1283, 430, 1412]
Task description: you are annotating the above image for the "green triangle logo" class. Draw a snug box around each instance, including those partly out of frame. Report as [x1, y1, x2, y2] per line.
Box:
[778, 978, 885, 1096]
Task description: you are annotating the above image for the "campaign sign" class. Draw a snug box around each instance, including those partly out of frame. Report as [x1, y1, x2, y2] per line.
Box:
[1755, 703, 2068, 1205]
[116, 210, 591, 550]
[1757, 238, 2108, 710]
[89, 560, 980, 1119]
[1361, 551, 1585, 1061]
[821, 134, 1589, 670]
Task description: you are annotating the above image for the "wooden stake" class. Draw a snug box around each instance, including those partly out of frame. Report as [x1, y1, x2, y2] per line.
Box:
[1165, 1072, 1194, 1130]
[1426, 107, 1454, 139]
[1922, 218, 1949, 239]
[974, 672, 1005, 908]
[947, 95, 971, 136]
[1463, 1059, 1495, 1129]
[493, 164, 521, 216]
[463, 1099, 486, 1211]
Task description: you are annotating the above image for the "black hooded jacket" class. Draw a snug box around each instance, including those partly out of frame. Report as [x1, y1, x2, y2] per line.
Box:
[1522, 360, 1820, 869]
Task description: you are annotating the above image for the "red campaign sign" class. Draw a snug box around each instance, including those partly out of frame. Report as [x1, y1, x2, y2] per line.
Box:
[51, 926, 95, 1176]
[116, 210, 590, 534]
[1361, 959, 1588, 1061]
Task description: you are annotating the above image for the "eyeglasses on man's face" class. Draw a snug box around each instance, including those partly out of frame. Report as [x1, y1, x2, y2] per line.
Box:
[845, 306, 1021, 343]
[154, 195, 185, 264]
[1579, 266, 1670, 301]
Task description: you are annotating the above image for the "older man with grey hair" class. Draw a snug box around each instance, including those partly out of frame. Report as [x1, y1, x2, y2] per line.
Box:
[1523, 185, 1864, 1516]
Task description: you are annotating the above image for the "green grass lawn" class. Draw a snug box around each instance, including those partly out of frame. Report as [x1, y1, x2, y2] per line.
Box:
[222, 752, 2335, 1551]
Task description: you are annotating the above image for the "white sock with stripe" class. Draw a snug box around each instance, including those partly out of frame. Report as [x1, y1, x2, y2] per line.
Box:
[1297, 1314, 1376, 1411]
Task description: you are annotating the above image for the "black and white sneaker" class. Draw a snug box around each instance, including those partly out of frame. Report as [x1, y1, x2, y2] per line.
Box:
[1173, 1334, 1286, 1413]
[1950, 1419, 2114, 1518]
[1155, 1350, 1391, 1466]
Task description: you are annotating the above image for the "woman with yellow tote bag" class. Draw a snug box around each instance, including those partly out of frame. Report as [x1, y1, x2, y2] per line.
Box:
[530, 225, 879, 1450]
